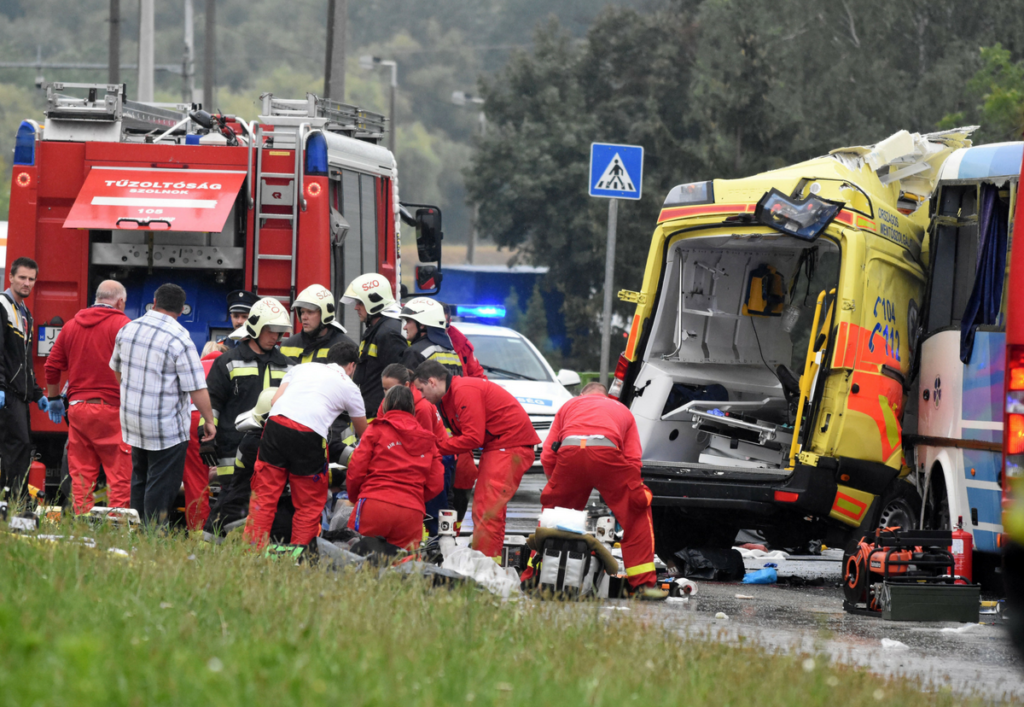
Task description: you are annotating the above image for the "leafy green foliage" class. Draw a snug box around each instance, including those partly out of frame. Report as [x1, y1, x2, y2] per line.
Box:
[940, 43, 1024, 142]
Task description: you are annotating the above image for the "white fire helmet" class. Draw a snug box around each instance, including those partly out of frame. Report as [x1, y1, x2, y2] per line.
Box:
[341, 273, 395, 316]
[242, 298, 293, 339]
[292, 284, 337, 326]
[400, 297, 447, 329]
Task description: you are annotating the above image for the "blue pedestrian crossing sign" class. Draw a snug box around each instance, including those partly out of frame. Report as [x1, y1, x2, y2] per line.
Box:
[589, 142, 643, 200]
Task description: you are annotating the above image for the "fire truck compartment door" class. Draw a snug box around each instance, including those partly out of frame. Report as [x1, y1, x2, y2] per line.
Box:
[64, 167, 246, 232]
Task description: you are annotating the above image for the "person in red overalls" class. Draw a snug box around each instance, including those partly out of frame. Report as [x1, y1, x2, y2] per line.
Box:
[415, 360, 539, 560]
[346, 384, 444, 549]
[181, 341, 227, 530]
[379, 363, 446, 440]
[539, 381, 666, 600]
[43, 280, 132, 514]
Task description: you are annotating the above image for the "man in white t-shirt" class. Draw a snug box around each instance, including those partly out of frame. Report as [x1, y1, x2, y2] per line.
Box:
[244, 342, 367, 546]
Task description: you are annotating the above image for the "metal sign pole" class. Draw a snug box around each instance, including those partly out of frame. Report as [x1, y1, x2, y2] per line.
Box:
[599, 197, 618, 388]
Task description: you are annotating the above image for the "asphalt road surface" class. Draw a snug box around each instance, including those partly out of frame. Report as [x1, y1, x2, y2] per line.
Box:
[464, 471, 1024, 700]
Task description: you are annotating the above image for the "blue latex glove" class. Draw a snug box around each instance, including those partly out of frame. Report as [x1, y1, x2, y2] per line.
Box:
[741, 568, 778, 584]
[0, 390, 5, 408]
[37, 396, 49, 412]
[47, 397, 66, 424]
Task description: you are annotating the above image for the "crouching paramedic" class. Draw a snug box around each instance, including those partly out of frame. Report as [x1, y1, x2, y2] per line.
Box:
[381, 363, 449, 534]
[244, 342, 367, 547]
[415, 360, 539, 559]
[539, 382, 664, 600]
[346, 385, 444, 549]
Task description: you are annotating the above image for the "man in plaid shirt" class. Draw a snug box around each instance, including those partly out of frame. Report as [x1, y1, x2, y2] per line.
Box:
[110, 283, 216, 525]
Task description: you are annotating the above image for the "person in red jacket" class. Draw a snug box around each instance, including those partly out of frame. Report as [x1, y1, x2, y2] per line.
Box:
[415, 360, 539, 559]
[379, 363, 446, 439]
[539, 381, 665, 599]
[43, 280, 132, 514]
[347, 384, 444, 549]
[180, 341, 227, 530]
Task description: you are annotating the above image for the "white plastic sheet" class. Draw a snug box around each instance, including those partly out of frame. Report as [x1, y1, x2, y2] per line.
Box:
[441, 546, 523, 600]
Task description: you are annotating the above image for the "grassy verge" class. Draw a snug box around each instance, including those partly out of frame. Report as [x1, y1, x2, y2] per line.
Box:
[0, 521, 998, 706]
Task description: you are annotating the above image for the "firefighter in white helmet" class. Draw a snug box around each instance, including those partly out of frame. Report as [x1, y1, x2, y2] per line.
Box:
[341, 273, 408, 415]
[202, 298, 295, 480]
[280, 284, 356, 363]
[400, 297, 463, 377]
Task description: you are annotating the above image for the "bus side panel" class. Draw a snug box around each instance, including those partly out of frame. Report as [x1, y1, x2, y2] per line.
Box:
[962, 330, 1006, 552]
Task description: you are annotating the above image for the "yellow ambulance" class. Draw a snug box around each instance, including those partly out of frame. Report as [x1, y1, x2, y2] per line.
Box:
[612, 128, 975, 555]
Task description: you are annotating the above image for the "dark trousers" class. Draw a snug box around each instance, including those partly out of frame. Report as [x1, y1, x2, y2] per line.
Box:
[0, 396, 31, 499]
[423, 454, 455, 536]
[131, 441, 189, 526]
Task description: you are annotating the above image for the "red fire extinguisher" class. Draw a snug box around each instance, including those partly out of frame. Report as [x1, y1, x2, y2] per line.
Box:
[951, 516, 973, 585]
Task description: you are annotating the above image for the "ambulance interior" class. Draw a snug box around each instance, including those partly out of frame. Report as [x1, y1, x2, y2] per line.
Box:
[633, 233, 840, 470]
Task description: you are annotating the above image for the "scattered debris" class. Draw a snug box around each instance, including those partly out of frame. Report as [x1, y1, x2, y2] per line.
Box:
[715, 612, 729, 620]
[735, 594, 754, 600]
[881, 638, 909, 650]
[940, 623, 979, 634]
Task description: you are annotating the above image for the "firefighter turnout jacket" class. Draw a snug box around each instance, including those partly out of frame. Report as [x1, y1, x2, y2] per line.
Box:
[353, 315, 408, 414]
[402, 328, 463, 378]
[205, 343, 293, 474]
[279, 322, 355, 363]
[0, 291, 43, 402]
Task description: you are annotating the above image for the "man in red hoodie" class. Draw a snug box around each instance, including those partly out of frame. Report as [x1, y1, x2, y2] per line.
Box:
[44, 280, 132, 514]
[415, 360, 539, 559]
[347, 384, 444, 549]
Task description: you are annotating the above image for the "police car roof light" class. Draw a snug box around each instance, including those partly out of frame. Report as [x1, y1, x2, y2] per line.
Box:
[455, 304, 506, 319]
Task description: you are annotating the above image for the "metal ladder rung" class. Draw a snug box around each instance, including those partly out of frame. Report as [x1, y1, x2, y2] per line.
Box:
[257, 212, 295, 221]
[260, 172, 296, 180]
[257, 254, 293, 261]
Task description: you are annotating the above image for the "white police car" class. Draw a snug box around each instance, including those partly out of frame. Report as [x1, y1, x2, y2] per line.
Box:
[455, 322, 581, 468]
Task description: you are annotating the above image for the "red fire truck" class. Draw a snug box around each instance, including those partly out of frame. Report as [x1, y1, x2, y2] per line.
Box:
[4, 82, 443, 490]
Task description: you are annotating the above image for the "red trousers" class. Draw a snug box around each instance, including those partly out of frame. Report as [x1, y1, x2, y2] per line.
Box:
[348, 497, 423, 550]
[540, 446, 656, 588]
[244, 416, 328, 547]
[471, 446, 533, 558]
[454, 452, 478, 489]
[66, 401, 132, 514]
[182, 410, 211, 530]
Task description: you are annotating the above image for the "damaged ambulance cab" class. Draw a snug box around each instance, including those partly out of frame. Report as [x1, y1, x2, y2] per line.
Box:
[613, 128, 975, 555]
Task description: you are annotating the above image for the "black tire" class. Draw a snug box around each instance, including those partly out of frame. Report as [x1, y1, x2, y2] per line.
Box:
[1004, 542, 1024, 657]
[877, 480, 921, 532]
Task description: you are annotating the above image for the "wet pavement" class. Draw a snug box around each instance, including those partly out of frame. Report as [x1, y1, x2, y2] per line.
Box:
[464, 471, 1024, 700]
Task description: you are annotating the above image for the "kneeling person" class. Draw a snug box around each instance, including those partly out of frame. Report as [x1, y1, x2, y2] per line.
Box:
[346, 385, 444, 550]
[244, 343, 367, 547]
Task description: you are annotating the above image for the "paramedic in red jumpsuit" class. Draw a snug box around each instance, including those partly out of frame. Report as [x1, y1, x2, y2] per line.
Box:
[347, 384, 444, 549]
[415, 360, 539, 559]
[539, 381, 658, 591]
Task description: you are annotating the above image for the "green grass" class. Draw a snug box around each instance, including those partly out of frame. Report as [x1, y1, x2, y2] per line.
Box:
[0, 520, 1002, 706]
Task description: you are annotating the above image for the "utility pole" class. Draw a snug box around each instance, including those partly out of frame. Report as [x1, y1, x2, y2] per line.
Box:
[183, 0, 195, 103]
[137, 0, 155, 101]
[203, 0, 215, 109]
[324, 0, 347, 101]
[108, 0, 120, 85]
[599, 198, 618, 388]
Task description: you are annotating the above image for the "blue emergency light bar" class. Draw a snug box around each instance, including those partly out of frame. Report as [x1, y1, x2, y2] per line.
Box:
[455, 304, 506, 319]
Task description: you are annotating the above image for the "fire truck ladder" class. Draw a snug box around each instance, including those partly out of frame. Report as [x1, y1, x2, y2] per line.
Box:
[250, 93, 386, 300]
[251, 122, 303, 303]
